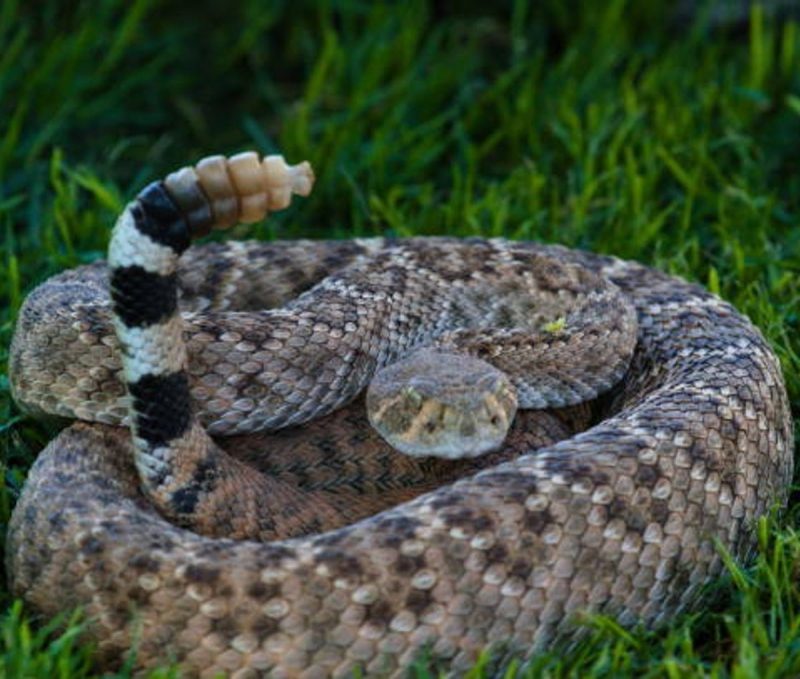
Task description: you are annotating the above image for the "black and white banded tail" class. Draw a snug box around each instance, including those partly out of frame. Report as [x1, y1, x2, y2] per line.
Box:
[108, 152, 314, 524]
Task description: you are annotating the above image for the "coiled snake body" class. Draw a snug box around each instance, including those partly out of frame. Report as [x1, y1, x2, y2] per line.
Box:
[7, 152, 793, 677]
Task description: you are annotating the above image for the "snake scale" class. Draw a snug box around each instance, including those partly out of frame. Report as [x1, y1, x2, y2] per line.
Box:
[6, 151, 793, 678]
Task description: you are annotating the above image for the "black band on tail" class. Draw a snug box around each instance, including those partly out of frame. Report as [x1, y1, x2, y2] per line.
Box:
[110, 266, 178, 328]
[128, 371, 192, 447]
[133, 181, 191, 254]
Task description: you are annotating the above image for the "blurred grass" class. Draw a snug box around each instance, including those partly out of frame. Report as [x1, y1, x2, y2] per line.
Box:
[1, 1, 799, 676]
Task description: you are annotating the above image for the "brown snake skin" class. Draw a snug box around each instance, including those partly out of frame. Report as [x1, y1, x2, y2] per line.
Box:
[6, 152, 794, 677]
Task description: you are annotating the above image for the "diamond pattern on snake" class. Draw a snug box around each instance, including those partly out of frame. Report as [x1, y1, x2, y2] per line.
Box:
[7, 151, 792, 677]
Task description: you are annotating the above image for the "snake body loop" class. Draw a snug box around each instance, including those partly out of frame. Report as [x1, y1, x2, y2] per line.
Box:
[6, 152, 792, 677]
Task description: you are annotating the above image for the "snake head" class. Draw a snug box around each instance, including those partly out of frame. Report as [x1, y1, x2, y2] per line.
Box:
[366, 349, 518, 459]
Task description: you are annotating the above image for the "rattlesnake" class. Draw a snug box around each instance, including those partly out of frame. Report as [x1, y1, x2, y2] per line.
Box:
[7, 152, 793, 677]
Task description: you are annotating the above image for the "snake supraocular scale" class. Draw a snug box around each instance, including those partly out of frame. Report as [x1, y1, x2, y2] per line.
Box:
[6, 152, 793, 678]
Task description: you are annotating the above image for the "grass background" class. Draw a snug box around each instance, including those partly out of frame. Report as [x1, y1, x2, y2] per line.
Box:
[1, 0, 799, 676]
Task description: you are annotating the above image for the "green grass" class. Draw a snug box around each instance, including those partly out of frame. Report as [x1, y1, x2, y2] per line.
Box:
[1, 1, 799, 676]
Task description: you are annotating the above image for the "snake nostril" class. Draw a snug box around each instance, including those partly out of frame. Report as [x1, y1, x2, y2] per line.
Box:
[490, 415, 500, 426]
